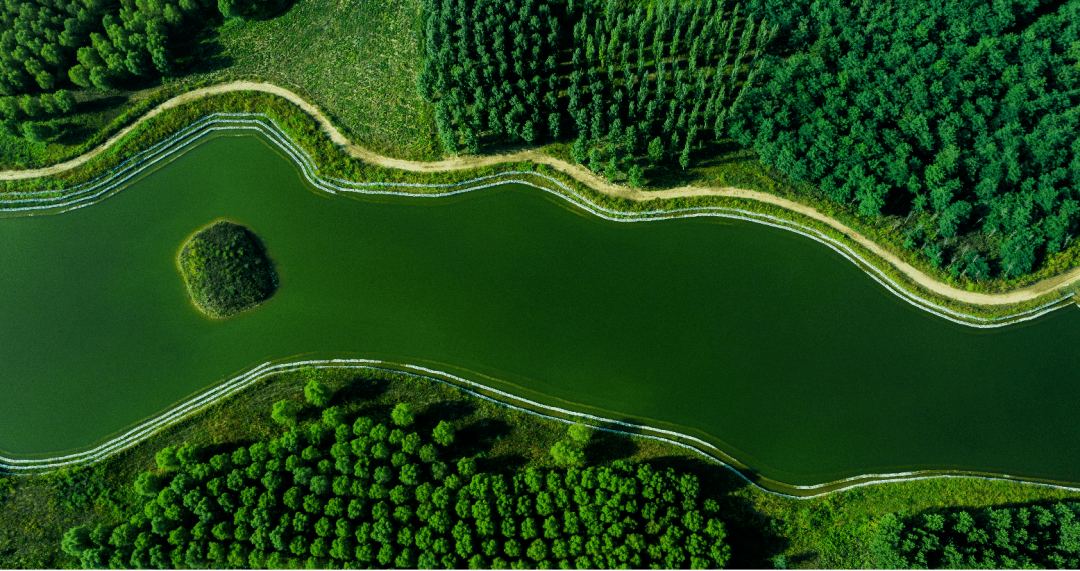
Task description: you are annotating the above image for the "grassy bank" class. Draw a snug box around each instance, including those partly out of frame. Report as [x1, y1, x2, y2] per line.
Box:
[2, 366, 1079, 569]
[0, 0, 436, 170]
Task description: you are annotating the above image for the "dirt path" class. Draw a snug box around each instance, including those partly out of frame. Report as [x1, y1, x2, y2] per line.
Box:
[3, 80, 1077, 307]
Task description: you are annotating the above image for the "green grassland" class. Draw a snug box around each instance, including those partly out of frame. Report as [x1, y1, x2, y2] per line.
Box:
[195, 0, 439, 160]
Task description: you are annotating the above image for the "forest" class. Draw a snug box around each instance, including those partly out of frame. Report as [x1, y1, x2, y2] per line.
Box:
[0, 0, 280, 140]
[58, 379, 732, 569]
[871, 502, 1080, 568]
[418, 0, 1080, 280]
[417, 0, 772, 184]
[733, 0, 1080, 279]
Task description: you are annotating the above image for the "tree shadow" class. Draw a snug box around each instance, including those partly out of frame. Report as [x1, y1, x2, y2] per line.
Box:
[584, 425, 639, 465]
[643, 139, 765, 189]
[174, 15, 234, 75]
[73, 95, 128, 113]
[51, 121, 91, 146]
[454, 418, 512, 460]
[481, 453, 530, 475]
[333, 375, 390, 405]
[417, 400, 475, 433]
[786, 551, 817, 568]
[248, 0, 298, 21]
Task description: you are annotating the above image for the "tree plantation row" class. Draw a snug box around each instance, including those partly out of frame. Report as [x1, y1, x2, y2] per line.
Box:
[60, 376, 733, 569]
[418, 0, 772, 185]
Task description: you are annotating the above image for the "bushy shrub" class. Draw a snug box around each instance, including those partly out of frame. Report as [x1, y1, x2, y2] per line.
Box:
[178, 221, 277, 318]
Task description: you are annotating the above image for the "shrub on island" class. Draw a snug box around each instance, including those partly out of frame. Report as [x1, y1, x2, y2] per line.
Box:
[179, 221, 277, 318]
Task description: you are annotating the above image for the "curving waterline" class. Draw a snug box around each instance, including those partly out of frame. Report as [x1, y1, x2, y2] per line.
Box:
[4, 114, 1080, 496]
[2, 113, 1073, 327]
[4, 357, 1080, 500]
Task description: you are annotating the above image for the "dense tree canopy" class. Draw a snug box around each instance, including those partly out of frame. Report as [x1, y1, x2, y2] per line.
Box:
[871, 503, 1080, 568]
[0, 0, 197, 97]
[734, 0, 1080, 278]
[0, 0, 282, 141]
[62, 398, 732, 569]
[418, 0, 773, 180]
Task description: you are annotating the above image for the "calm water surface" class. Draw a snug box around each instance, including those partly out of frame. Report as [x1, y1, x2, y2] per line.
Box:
[1, 133, 1078, 487]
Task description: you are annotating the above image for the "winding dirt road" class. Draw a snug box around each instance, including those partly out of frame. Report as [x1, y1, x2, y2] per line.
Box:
[3, 80, 1077, 306]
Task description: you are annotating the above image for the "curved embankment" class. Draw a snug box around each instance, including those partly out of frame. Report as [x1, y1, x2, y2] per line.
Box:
[6, 357, 1080, 499]
[3, 81, 1079, 308]
[2, 113, 1079, 498]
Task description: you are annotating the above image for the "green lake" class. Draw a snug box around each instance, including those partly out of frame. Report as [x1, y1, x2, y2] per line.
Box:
[2, 132, 1078, 490]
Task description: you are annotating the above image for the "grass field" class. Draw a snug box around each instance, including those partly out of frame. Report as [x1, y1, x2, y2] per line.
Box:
[2, 365, 1079, 569]
[195, 0, 440, 160]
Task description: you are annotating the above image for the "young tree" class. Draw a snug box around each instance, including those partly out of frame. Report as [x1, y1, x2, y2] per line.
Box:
[419, 444, 439, 463]
[572, 136, 589, 164]
[156, 446, 181, 471]
[21, 121, 50, 143]
[391, 403, 415, 427]
[603, 157, 619, 181]
[271, 399, 300, 427]
[457, 457, 477, 478]
[134, 471, 165, 497]
[304, 377, 331, 408]
[628, 164, 646, 188]
[432, 421, 455, 447]
[323, 405, 347, 427]
[588, 148, 604, 173]
[522, 120, 538, 145]
[647, 136, 665, 165]
[548, 112, 562, 140]
[354, 416, 375, 436]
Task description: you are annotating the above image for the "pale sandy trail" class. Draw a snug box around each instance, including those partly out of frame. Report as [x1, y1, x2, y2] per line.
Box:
[2, 81, 1076, 306]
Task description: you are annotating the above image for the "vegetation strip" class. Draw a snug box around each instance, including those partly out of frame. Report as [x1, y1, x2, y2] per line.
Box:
[1, 111, 1070, 327]
[5, 358, 1080, 501]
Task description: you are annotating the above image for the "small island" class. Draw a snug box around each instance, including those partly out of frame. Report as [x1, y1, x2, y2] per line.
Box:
[178, 221, 277, 318]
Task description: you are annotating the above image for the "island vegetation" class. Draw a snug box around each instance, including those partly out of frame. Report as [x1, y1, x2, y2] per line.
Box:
[178, 220, 276, 318]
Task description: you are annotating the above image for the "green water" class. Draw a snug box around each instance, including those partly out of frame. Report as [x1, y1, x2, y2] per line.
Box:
[2, 133, 1079, 488]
